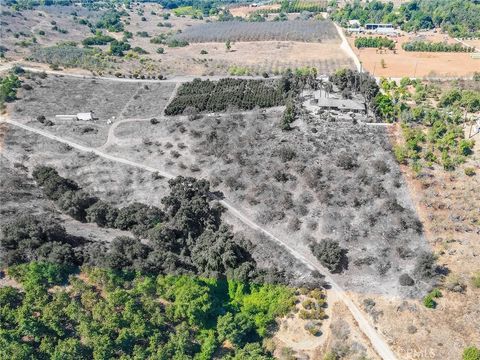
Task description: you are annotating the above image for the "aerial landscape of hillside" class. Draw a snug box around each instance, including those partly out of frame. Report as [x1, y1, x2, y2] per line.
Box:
[0, 0, 479, 359]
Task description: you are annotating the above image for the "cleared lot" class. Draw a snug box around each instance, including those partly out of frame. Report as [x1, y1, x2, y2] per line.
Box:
[10, 74, 175, 147]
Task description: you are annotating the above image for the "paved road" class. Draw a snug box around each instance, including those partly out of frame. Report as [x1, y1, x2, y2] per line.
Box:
[1, 118, 398, 360]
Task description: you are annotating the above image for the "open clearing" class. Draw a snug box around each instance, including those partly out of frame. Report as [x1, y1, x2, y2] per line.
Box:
[347, 32, 480, 78]
[10, 74, 175, 147]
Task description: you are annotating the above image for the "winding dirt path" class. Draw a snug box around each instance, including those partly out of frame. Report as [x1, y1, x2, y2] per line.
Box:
[1, 117, 398, 360]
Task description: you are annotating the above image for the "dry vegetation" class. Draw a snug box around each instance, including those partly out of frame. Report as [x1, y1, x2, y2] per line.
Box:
[352, 122, 480, 359]
[347, 31, 480, 78]
[85, 105, 430, 298]
[1, 3, 353, 77]
[173, 20, 339, 42]
[9, 74, 175, 147]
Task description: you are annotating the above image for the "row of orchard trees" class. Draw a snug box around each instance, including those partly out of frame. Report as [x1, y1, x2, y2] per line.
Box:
[402, 41, 475, 52]
[165, 78, 285, 115]
[354, 36, 395, 50]
[174, 20, 339, 43]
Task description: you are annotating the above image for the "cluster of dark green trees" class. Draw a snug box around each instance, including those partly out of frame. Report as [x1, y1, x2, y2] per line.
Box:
[309, 239, 348, 273]
[0, 165, 299, 358]
[2, 166, 288, 283]
[94, 9, 126, 32]
[402, 41, 474, 52]
[354, 36, 395, 50]
[0, 262, 294, 359]
[0, 73, 21, 109]
[165, 72, 316, 116]
[165, 78, 284, 115]
[332, 0, 480, 38]
[82, 33, 115, 46]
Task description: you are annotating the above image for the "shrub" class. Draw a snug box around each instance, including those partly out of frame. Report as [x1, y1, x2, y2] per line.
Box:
[463, 347, 480, 360]
[82, 34, 115, 46]
[444, 273, 466, 293]
[471, 272, 480, 288]
[414, 251, 438, 279]
[399, 273, 414, 286]
[464, 167, 476, 176]
[336, 152, 358, 170]
[309, 239, 347, 272]
[429, 288, 442, 298]
[423, 294, 436, 308]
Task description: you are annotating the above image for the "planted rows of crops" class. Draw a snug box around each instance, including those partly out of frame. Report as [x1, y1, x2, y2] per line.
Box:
[354, 36, 395, 50]
[402, 41, 475, 52]
[165, 78, 285, 115]
[172, 20, 339, 43]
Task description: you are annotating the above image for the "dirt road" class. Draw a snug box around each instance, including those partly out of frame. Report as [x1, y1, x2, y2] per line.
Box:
[0, 117, 398, 360]
[334, 22, 362, 72]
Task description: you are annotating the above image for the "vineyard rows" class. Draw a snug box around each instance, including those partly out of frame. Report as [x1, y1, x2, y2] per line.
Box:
[172, 20, 340, 43]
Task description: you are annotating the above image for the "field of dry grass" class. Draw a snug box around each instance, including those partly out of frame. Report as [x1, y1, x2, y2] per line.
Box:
[1, 3, 354, 77]
[348, 32, 480, 78]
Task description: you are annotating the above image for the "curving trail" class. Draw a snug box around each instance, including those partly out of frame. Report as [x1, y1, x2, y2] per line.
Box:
[1, 117, 398, 360]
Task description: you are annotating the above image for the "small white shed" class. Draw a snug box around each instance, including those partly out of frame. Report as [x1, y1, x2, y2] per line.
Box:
[76, 112, 94, 121]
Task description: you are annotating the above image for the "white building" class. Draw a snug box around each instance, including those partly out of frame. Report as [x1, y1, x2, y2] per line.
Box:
[348, 19, 361, 27]
[76, 112, 94, 121]
[55, 112, 96, 121]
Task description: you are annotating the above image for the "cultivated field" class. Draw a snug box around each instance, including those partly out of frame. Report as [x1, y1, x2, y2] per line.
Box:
[147, 41, 354, 76]
[1, 3, 354, 77]
[173, 20, 339, 43]
[348, 31, 480, 78]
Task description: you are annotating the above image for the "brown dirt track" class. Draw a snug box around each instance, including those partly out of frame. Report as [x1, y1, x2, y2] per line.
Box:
[348, 32, 480, 78]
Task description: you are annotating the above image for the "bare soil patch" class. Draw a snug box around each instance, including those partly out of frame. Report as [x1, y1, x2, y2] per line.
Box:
[348, 32, 480, 78]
